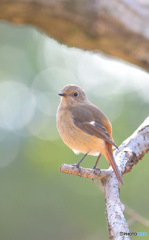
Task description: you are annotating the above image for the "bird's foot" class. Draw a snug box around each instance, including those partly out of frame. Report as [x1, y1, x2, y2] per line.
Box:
[93, 166, 101, 171]
[72, 163, 82, 175]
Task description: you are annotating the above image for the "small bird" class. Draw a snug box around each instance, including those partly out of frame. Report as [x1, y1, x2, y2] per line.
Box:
[56, 84, 123, 185]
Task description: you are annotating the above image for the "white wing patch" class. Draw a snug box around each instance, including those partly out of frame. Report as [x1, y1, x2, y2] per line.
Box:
[89, 121, 95, 126]
[72, 149, 80, 155]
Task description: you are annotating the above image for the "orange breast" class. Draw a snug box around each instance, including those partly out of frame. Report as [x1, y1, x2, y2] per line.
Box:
[57, 106, 108, 156]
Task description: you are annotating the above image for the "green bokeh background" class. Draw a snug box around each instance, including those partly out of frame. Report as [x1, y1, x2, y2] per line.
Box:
[0, 22, 148, 240]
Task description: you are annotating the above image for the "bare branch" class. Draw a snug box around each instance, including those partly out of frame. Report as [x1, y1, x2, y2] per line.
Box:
[1, 0, 149, 70]
[116, 116, 149, 174]
[102, 177, 129, 239]
[59, 164, 111, 180]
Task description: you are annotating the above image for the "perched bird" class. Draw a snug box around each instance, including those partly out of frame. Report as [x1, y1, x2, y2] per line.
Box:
[56, 84, 123, 185]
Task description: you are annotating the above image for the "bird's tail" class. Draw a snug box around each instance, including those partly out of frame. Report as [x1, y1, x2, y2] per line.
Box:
[104, 143, 123, 185]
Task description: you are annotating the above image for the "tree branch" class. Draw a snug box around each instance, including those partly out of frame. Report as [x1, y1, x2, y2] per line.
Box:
[59, 116, 149, 239]
[59, 164, 111, 180]
[0, 0, 149, 70]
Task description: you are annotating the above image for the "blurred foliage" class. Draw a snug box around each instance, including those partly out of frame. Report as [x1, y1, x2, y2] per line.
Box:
[0, 22, 148, 240]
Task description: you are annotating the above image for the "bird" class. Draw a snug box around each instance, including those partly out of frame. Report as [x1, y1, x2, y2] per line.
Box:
[56, 84, 123, 185]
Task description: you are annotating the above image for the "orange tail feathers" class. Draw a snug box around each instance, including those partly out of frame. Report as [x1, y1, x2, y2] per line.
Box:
[104, 143, 124, 185]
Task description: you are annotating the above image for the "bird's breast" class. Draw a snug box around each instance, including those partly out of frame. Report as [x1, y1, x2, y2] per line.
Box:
[57, 106, 105, 155]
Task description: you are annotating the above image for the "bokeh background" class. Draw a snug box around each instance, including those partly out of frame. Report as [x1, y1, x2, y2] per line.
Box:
[0, 22, 149, 240]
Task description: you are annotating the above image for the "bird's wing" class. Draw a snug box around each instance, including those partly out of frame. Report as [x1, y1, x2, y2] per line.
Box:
[70, 106, 118, 148]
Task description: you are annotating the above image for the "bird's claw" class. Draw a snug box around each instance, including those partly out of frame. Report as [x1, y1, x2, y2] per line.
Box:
[93, 167, 101, 171]
[72, 164, 82, 175]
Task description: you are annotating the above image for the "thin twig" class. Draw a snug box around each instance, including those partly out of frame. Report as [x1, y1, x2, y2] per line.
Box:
[125, 203, 149, 228]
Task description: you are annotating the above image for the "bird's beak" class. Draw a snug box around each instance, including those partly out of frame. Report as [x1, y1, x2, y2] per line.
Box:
[58, 92, 66, 97]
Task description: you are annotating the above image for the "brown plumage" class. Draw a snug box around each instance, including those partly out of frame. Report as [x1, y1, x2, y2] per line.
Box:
[56, 84, 123, 185]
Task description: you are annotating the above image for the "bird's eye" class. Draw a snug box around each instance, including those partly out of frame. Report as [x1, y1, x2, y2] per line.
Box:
[73, 92, 78, 97]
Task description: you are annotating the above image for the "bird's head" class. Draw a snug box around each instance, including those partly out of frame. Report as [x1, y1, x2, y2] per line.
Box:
[58, 84, 87, 106]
